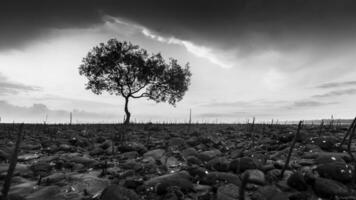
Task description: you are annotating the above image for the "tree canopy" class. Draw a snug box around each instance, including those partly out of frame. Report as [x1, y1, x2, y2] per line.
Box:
[79, 39, 191, 124]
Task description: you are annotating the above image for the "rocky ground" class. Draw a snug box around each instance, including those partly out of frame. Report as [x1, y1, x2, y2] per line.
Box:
[0, 123, 356, 200]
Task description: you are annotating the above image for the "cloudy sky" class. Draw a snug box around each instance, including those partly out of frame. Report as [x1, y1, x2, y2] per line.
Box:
[1, 0, 356, 123]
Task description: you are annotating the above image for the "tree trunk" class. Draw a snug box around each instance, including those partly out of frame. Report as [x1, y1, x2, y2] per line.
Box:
[124, 97, 131, 125]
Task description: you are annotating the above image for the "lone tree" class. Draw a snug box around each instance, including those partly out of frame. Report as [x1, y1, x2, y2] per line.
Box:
[79, 39, 191, 124]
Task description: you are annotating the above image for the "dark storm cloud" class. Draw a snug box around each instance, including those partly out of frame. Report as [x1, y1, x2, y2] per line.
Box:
[0, 100, 118, 122]
[288, 100, 337, 108]
[0, 74, 40, 95]
[2, 0, 356, 54]
[313, 88, 356, 98]
[316, 81, 356, 89]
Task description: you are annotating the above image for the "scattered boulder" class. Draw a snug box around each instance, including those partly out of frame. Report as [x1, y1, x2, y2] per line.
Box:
[242, 169, 266, 185]
[312, 177, 350, 198]
[217, 183, 240, 200]
[143, 149, 165, 161]
[316, 162, 353, 182]
[100, 185, 140, 200]
[206, 157, 230, 172]
[230, 157, 258, 173]
[287, 172, 308, 191]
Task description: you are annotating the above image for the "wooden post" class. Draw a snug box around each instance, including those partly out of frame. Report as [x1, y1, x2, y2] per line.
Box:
[1, 124, 24, 199]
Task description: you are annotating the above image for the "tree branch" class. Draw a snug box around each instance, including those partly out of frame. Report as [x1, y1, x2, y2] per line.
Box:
[131, 93, 149, 98]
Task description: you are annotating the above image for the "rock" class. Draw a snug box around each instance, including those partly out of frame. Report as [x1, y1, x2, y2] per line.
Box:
[99, 140, 111, 150]
[217, 183, 240, 200]
[168, 137, 186, 148]
[186, 137, 200, 146]
[100, 185, 140, 200]
[26, 186, 63, 200]
[70, 173, 110, 195]
[278, 132, 295, 143]
[230, 149, 243, 159]
[194, 184, 212, 197]
[118, 142, 147, 154]
[251, 186, 288, 200]
[296, 159, 315, 166]
[230, 157, 258, 173]
[182, 147, 198, 158]
[123, 177, 144, 189]
[201, 172, 241, 186]
[315, 154, 346, 165]
[287, 172, 308, 191]
[206, 157, 230, 172]
[288, 193, 309, 200]
[312, 177, 350, 198]
[302, 152, 351, 162]
[120, 151, 139, 160]
[198, 149, 222, 161]
[0, 149, 11, 160]
[314, 136, 339, 151]
[42, 172, 66, 185]
[121, 160, 143, 171]
[186, 166, 209, 178]
[63, 155, 98, 168]
[145, 171, 194, 194]
[317, 162, 353, 182]
[0, 163, 30, 176]
[18, 153, 41, 162]
[143, 149, 165, 161]
[59, 144, 72, 152]
[8, 179, 37, 197]
[30, 162, 52, 176]
[243, 169, 265, 185]
[186, 156, 203, 166]
[22, 143, 42, 150]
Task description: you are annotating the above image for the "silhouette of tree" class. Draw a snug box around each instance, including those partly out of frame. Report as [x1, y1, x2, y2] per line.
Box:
[79, 39, 191, 124]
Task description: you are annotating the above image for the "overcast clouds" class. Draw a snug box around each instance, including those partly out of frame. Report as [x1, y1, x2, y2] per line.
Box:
[0, 0, 356, 122]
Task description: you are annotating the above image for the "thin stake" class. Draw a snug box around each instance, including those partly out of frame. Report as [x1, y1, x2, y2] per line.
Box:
[239, 173, 250, 200]
[1, 123, 24, 199]
[280, 121, 303, 179]
[339, 117, 356, 149]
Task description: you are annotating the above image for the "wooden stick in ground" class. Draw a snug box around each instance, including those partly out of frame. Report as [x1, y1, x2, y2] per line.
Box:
[251, 117, 255, 149]
[339, 117, 356, 149]
[1, 123, 24, 199]
[280, 121, 303, 179]
[318, 120, 324, 137]
[239, 173, 250, 200]
[347, 121, 356, 162]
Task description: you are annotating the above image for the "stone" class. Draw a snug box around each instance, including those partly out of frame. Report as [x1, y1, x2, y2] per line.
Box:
[251, 186, 288, 200]
[186, 156, 203, 166]
[120, 151, 139, 160]
[206, 157, 230, 172]
[201, 172, 241, 186]
[317, 162, 353, 182]
[70, 173, 110, 195]
[198, 149, 222, 161]
[26, 186, 63, 200]
[30, 162, 52, 176]
[118, 142, 147, 154]
[287, 172, 308, 191]
[144, 171, 194, 194]
[100, 185, 140, 200]
[217, 183, 240, 200]
[18, 153, 40, 162]
[143, 149, 165, 161]
[243, 169, 265, 185]
[42, 172, 66, 185]
[230, 157, 258, 173]
[312, 177, 349, 198]
[315, 154, 346, 165]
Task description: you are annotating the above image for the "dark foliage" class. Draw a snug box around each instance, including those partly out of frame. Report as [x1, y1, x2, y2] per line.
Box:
[79, 39, 191, 124]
